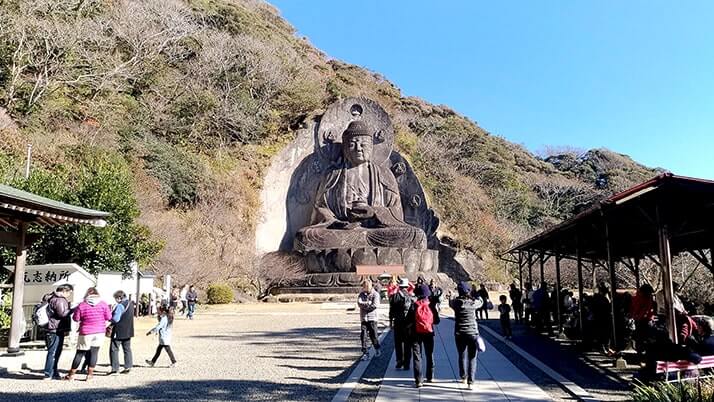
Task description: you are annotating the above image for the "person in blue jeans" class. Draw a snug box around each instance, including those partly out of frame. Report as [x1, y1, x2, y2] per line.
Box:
[186, 285, 198, 320]
[42, 284, 74, 380]
[449, 282, 483, 390]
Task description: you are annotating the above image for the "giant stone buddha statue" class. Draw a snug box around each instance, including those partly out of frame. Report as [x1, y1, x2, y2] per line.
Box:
[294, 120, 427, 251]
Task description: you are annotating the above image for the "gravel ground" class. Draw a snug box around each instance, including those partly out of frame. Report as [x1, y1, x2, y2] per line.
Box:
[0, 303, 377, 402]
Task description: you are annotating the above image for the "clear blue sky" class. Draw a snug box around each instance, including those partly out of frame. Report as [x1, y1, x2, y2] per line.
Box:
[270, 1, 714, 179]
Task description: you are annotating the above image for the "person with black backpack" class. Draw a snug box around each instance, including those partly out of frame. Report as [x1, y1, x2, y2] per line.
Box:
[39, 284, 73, 380]
[389, 278, 413, 370]
[407, 284, 439, 388]
[450, 281, 483, 390]
[108, 290, 134, 374]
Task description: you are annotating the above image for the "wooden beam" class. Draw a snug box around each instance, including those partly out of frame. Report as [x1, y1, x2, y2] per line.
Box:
[657, 209, 678, 344]
[518, 251, 524, 293]
[576, 237, 585, 338]
[539, 251, 545, 285]
[528, 251, 533, 286]
[689, 250, 713, 271]
[0, 231, 40, 248]
[555, 252, 563, 333]
[605, 221, 619, 351]
[646, 254, 662, 267]
[592, 260, 598, 293]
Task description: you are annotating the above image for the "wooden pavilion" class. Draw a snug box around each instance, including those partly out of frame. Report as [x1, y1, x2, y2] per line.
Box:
[0, 183, 109, 355]
[504, 173, 714, 352]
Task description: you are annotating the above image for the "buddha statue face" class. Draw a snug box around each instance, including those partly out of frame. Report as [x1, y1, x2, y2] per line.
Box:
[341, 120, 374, 167]
[344, 135, 373, 166]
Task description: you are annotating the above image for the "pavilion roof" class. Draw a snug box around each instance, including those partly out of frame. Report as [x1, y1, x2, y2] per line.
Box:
[507, 173, 714, 261]
[0, 184, 110, 229]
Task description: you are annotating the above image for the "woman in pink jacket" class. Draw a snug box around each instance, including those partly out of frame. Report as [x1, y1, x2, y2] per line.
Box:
[64, 287, 111, 381]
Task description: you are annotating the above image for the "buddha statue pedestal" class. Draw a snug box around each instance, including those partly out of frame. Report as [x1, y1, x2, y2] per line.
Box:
[297, 247, 439, 290]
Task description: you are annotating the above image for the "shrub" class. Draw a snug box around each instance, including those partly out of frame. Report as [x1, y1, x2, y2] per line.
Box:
[0, 292, 11, 329]
[206, 283, 233, 304]
[143, 141, 205, 208]
[632, 380, 714, 402]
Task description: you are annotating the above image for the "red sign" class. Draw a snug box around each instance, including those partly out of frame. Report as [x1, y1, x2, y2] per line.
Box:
[355, 265, 405, 274]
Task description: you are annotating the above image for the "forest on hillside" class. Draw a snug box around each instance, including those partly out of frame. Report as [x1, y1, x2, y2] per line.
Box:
[1, 0, 689, 300]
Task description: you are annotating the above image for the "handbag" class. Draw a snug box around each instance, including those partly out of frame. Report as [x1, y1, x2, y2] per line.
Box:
[486, 300, 494, 310]
[105, 325, 113, 338]
[476, 335, 486, 352]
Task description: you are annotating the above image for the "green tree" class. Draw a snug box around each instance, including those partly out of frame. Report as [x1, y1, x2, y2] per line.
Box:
[10, 146, 162, 275]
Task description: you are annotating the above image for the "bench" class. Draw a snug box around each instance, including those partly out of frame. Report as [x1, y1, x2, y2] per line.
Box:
[656, 355, 714, 382]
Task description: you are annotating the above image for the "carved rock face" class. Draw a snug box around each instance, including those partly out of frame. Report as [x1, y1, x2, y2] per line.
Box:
[392, 162, 407, 177]
[344, 135, 373, 166]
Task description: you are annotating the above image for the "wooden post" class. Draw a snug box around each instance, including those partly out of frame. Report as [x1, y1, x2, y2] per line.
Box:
[518, 251, 524, 293]
[659, 225, 678, 344]
[135, 268, 141, 318]
[528, 252, 533, 286]
[555, 252, 563, 333]
[592, 260, 597, 293]
[576, 239, 585, 338]
[539, 251, 545, 285]
[605, 222, 619, 351]
[7, 222, 28, 355]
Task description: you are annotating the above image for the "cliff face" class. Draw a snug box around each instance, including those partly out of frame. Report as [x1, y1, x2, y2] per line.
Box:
[0, 0, 657, 284]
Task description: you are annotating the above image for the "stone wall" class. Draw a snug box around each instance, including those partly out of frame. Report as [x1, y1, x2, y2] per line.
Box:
[254, 122, 316, 254]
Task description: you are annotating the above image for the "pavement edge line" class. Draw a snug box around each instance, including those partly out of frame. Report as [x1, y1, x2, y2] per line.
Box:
[479, 324, 600, 402]
[331, 328, 391, 402]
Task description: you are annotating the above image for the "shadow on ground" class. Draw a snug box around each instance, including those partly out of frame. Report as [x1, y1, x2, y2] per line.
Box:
[2, 325, 378, 401]
[480, 319, 631, 400]
[0, 379, 343, 401]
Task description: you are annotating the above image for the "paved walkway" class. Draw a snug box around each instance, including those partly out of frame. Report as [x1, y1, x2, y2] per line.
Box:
[376, 317, 552, 402]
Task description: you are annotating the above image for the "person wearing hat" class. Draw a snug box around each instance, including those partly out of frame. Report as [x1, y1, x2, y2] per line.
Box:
[407, 284, 438, 387]
[389, 277, 414, 370]
[450, 281, 483, 390]
[357, 280, 382, 361]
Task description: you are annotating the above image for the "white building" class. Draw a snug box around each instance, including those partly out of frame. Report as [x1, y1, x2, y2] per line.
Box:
[4, 263, 155, 342]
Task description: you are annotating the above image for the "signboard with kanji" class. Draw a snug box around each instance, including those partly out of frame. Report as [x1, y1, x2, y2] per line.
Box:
[23, 268, 71, 285]
[4, 264, 96, 307]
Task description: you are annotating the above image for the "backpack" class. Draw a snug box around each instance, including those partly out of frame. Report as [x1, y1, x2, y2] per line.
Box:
[33, 296, 53, 328]
[415, 299, 434, 334]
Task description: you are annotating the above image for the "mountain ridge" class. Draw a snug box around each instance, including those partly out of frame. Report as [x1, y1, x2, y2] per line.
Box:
[0, 0, 658, 286]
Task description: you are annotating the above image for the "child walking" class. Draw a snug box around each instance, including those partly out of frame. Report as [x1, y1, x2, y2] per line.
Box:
[498, 295, 513, 339]
[145, 306, 177, 367]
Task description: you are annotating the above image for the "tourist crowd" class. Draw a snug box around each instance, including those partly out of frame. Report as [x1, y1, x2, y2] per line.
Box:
[38, 283, 197, 380]
[361, 274, 714, 386]
[499, 279, 714, 381]
[360, 277, 487, 390]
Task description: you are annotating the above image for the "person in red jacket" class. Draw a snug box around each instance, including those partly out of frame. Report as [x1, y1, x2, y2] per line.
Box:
[386, 277, 399, 298]
[629, 284, 655, 354]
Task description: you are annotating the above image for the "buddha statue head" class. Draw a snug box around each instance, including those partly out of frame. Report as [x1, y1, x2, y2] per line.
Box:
[342, 120, 373, 167]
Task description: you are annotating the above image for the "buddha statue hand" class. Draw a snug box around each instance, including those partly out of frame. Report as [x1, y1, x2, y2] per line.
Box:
[327, 220, 361, 230]
[348, 204, 375, 221]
